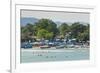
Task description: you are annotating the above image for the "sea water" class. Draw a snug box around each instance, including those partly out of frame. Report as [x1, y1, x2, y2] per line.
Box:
[21, 49, 89, 63]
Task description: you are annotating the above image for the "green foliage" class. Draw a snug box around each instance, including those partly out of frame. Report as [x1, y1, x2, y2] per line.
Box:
[45, 32, 53, 39]
[70, 22, 87, 38]
[35, 19, 59, 37]
[70, 22, 89, 42]
[58, 23, 70, 37]
[21, 23, 35, 42]
[21, 19, 89, 42]
[37, 29, 53, 40]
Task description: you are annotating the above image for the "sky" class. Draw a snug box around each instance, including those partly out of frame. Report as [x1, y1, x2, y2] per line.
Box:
[21, 10, 90, 23]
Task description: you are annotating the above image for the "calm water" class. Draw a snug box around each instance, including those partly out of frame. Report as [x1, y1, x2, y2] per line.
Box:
[21, 49, 89, 63]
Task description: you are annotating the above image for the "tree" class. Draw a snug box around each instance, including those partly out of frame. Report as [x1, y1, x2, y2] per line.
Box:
[77, 24, 89, 42]
[45, 32, 53, 39]
[58, 23, 70, 38]
[37, 29, 53, 40]
[21, 19, 89, 43]
[70, 23, 89, 42]
[77, 30, 89, 42]
[70, 22, 87, 39]
[21, 23, 34, 42]
[35, 19, 58, 38]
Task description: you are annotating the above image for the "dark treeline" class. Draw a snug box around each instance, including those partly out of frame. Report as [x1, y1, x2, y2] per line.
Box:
[21, 19, 89, 43]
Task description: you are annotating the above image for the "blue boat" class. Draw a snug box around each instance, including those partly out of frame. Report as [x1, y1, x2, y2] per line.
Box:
[21, 42, 33, 49]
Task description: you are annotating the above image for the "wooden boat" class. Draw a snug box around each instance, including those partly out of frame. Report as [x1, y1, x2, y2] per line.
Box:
[40, 45, 50, 49]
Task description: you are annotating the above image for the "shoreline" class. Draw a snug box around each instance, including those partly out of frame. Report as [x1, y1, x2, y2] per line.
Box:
[21, 48, 89, 52]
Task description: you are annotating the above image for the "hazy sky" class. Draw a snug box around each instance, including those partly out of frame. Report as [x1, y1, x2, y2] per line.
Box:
[21, 10, 90, 23]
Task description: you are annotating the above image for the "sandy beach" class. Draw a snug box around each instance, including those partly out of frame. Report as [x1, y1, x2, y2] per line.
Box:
[21, 47, 89, 52]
